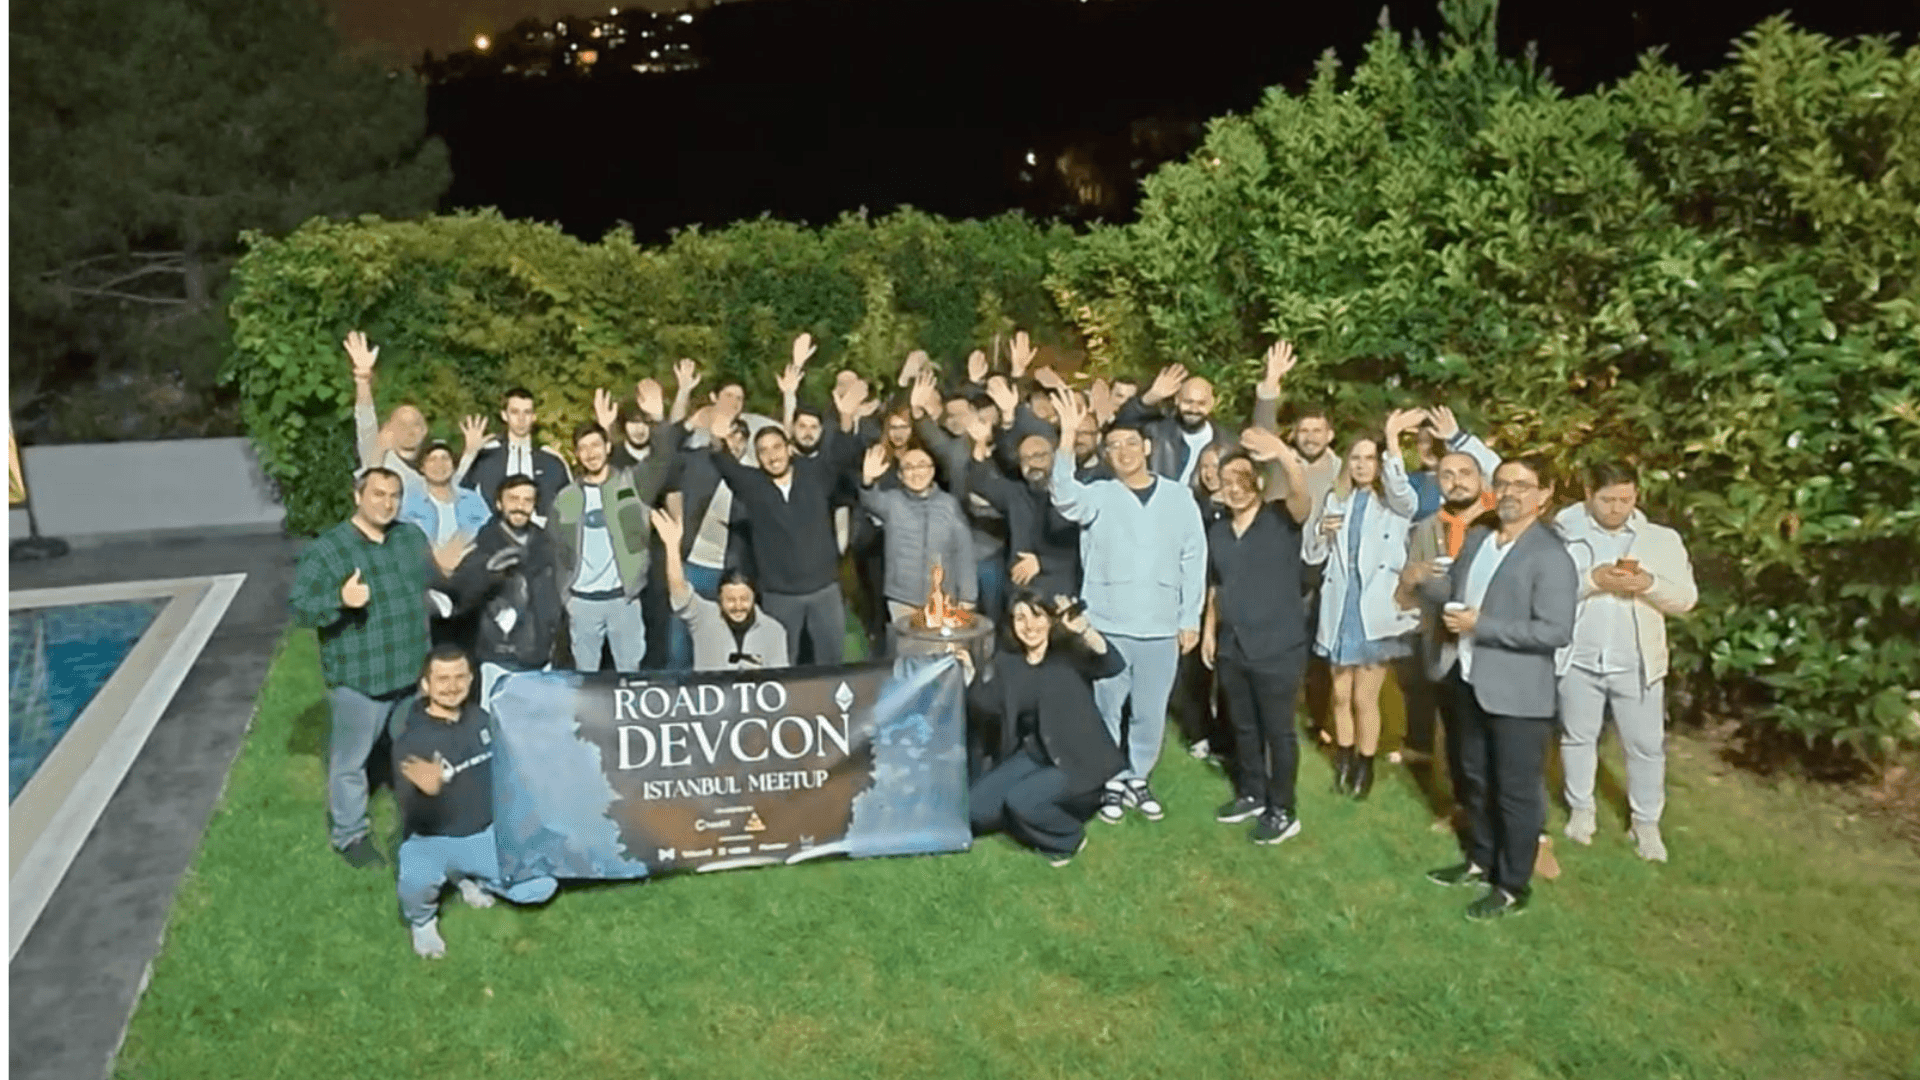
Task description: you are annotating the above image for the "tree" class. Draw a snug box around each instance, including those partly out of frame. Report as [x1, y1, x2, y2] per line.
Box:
[9, 0, 449, 440]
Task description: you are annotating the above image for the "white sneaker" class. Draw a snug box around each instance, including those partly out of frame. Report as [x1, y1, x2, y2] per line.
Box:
[1564, 807, 1597, 845]
[1097, 785, 1126, 824]
[1126, 779, 1165, 821]
[410, 919, 447, 959]
[1188, 739, 1211, 760]
[457, 879, 496, 909]
[1631, 821, 1668, 863]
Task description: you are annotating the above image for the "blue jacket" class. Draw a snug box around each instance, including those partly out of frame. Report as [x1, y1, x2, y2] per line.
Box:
[399, 485, 492, 545]
[1048, 448, 1207, 639]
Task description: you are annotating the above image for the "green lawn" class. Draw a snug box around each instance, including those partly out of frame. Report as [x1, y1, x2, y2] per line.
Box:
[115, 631, 1920, 1080]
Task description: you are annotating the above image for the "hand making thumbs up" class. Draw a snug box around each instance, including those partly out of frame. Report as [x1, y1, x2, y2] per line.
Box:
[341, 568, 371, 609]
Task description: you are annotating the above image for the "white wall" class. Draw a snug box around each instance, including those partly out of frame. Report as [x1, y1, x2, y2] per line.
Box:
[9, 438, 282, 543]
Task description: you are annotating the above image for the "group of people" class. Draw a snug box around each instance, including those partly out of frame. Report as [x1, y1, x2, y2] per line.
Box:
[291, 328, 1697, 955]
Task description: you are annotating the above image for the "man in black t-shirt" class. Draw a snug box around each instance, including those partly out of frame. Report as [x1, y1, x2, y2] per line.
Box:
[393, 646, 558, 959]
[1202, 439, 1313, 845]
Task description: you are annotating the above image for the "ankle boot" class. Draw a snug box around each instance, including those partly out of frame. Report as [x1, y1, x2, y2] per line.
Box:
[1351, 754, 1376, 800]
[1332, 745, 1354, 795]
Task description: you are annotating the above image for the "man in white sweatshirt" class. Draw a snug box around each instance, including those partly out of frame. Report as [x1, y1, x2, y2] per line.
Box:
[1554, 463, 1698, 862]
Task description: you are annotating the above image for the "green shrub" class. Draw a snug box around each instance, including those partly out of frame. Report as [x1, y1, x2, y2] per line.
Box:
[224, 208, 1074, 535]
[1044, 0, 1920, 756]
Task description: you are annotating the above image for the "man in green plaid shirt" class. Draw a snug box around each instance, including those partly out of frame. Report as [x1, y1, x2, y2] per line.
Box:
[291, 467, 469, 867]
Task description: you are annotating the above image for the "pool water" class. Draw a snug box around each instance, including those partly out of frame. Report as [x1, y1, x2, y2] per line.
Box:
[9, 599, 167, 801]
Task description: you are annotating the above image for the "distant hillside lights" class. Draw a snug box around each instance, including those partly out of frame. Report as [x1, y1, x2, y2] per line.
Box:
[426, 8, 705, 82]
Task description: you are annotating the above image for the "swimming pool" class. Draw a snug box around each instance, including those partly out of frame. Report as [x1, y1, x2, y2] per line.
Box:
[10, 599, 168, 800]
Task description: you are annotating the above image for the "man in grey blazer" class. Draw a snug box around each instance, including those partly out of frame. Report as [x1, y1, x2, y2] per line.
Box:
[1410, 455, 1577, 920]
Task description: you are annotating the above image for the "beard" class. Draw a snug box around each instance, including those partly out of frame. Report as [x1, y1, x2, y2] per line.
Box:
[1442, 492, 1482, 511]
[1176, 413, 1209, 433]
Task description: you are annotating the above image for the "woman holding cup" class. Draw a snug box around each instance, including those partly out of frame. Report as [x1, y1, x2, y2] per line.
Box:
[1302, 410, 1423, 798]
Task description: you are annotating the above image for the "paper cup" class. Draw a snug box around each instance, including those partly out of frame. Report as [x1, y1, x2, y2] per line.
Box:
[1432, 557, 1455, 570]
[1444, 601, 1468, 613]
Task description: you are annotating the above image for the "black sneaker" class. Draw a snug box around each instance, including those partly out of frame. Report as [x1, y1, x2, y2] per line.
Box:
[1126, 779, 1165, 821]
[1465, 886, 1528, 921]
[1250, 809, 1301, 846]
[1215, 795, 1263, 823]
[1046, 835, 1089, 868]
[1425, 861, 1484, 888]
[1096, 786, 1127, 825]
[339, 837, 385, 869]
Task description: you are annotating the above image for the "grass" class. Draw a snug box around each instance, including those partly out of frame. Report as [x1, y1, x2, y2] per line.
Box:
[115, 630, 1920, 1080]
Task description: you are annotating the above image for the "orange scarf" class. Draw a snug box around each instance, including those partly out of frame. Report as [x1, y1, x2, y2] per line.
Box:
[1438, 492, 1496, 558]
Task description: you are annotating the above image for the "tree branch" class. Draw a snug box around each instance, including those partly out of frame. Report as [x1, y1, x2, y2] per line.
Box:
[84, 260, 186, 292]
[42, 250, 187, 276]
[62, 286, 189, 306]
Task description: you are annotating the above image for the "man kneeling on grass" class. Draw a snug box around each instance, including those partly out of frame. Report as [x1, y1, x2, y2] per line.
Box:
[395, 646, 557, 958]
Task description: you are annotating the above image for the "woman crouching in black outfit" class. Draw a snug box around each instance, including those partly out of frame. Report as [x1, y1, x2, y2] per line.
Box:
[966, 591, 1127, 867]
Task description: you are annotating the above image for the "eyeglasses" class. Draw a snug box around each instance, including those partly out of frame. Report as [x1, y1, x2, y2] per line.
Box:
[900, 461, 936, 472]
[1493, 480, 1541, 494]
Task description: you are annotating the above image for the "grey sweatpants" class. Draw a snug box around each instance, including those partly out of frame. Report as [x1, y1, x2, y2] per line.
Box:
[1558, 666, 1667, 825]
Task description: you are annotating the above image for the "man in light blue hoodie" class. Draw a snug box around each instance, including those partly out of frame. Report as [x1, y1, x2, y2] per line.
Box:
[1047, 389, 1208, 824]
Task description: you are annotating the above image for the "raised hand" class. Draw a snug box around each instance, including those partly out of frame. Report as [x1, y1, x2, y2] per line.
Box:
[1239, 426, 1293, 463]
[861, 442, 891, 485]
[984, 375, 1019, 419]
[1145, 362, 1188, 405]
[966, 349, 989, 384]
[344, 331, 379, 379]
[792, 333, 818, 369]
[673, 358, 701, 392]
[964, 412, 996, 449]
[1261, 340, 1297, 388]
[459, 415, 489, 456]
[1008, 330, 1038, 379]
[775, 360, 805, 398]
[1050, 387, 1086, 441]
[1088, 378, 1116, 426]
[1385, 407, 1424, 442]
[899, 349, 930, 388]
[705, 402, 731, 443]
[635, 378, 665, 421]
[1033, 366, 1067, 392]
[910, 369, 941, 417]
[648, 507, 683, 549]
[832, 373, 871, 421]
[341, 568, 370, 608]
[1424, 405, 1460, 440]
[593, 387, 619, 433]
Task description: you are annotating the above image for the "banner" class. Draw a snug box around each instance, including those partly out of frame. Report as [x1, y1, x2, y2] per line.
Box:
[486, 656, 971, 880]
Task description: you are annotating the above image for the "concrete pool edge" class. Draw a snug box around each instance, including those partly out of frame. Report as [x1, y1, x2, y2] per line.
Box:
[8, 574, 247, 959]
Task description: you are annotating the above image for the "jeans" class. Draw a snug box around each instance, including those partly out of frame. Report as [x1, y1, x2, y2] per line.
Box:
[1559, 667, 1667, 824]
[326, 685, 415, 850]
[666, 562, 723, 671]
[969, 752, 1085, 856]
[762, 583, 847, 666]
[1216, 650, 1307, 813]
[1451, 672, 1553, 898]
[567, 594, 647, 672]
[1093, 634, 1181, 783]
[975, 553, 1008, 627]
[396, 825, 558, 927]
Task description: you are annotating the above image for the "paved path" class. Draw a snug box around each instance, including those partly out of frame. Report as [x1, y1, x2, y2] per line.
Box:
[9, 534, 297, 1080]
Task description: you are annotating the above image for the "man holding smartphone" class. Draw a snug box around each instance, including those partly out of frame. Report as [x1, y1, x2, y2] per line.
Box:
[1554, 464, 1698, 862]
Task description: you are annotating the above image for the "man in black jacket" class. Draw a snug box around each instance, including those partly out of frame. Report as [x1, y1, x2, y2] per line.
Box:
[1115, 363, 1236, 486]
[966, 424, 1082, 600]
[703, 376, 867, 665]
[461, 387, 572, 523]
[442, 476, 565, 675]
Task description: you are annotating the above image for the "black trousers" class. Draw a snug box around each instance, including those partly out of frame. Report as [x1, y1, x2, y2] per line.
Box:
[1450, 671, 1553, 898]
[968, 752, 1088, 857]
[1396, 653, 1439, 754]
[1172, 651, 1232, 754]
[1216, 650, 1307, 813]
